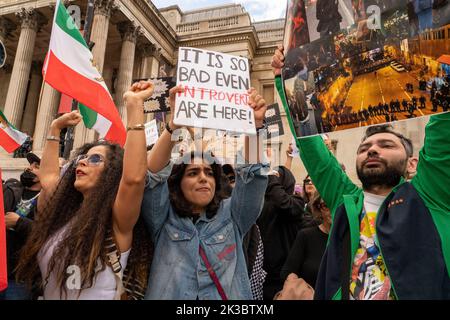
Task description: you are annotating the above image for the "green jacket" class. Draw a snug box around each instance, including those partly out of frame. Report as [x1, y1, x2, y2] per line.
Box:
[275, 75, 450, 299]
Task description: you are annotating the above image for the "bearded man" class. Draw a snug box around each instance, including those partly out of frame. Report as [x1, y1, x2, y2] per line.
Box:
[272, 45, 450, 300]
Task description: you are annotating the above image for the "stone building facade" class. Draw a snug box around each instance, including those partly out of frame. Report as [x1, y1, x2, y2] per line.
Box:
[0, 0, 431, 184]
[0, 1, 288, 179]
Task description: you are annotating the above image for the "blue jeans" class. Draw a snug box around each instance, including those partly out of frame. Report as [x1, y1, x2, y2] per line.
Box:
[0, 280, 32, 300]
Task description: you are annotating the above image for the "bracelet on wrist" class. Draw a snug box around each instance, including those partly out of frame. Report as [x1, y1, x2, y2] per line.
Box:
[126, 124, 145, 131]
[46, 135, 61, 142]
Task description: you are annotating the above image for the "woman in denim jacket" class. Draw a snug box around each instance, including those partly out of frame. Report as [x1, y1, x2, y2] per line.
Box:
[141, 86, 269, 300]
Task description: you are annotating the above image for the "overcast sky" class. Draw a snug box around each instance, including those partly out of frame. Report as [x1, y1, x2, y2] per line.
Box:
[152, 0, 287, 22]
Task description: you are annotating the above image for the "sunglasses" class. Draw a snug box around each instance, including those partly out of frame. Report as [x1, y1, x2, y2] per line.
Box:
[227, 175, 236, 184]
[303, 178, 313, 185]
[74, 153, 105, 167]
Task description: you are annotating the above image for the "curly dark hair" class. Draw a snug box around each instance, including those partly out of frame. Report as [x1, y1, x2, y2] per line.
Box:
[168, 151, 225, 218]
[15, 140, 153, 299]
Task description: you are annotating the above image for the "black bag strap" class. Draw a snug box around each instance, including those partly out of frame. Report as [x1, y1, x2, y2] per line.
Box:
[104, 228, 147, 300]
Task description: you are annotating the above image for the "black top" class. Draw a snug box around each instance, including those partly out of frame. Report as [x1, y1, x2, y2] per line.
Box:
[280, 226, 328, 288]
[22, 189, 39, 201]
[256, 166, 315, 300]
[3, 184, 38, 280]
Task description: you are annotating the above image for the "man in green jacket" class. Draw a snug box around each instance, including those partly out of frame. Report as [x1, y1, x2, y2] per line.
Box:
[272, 45, 450, 300]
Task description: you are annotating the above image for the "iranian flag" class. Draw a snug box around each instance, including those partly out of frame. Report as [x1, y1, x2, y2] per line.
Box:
[0, 110, 28, 153]
[43, 0, 126, 146]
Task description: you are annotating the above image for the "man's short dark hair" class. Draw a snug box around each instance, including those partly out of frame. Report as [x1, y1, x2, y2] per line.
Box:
[362, 124, 414, 157]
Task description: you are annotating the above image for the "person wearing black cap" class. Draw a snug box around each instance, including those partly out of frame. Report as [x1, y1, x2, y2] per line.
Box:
[1, 152, 41, 300]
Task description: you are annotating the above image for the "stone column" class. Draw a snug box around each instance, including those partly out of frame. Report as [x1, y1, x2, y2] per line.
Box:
[102, 64, 114, 91]
[114, 21, 140, 122]
[138, 43, 161, 122]
[3, 9, 46, 127]
[73, 0, 116, 149]
[90, 0, 116, 73]
[139, 43, 161, 79]
[21, 61, 42, 136]
[0, 17, 16, 44]
[133, 53, 142, 81]
[0, 66, 12, 109]
[32, 84, 61, 154]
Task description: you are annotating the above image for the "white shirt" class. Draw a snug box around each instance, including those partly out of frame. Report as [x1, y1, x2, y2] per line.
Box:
[38, 226, 130, 300]
[363, 192, 387, 215]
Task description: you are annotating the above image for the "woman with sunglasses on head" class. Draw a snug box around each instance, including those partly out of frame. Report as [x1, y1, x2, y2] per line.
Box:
[278, 191, 331, 299]
[16, 81, 155, 300]
[141, 86, 269, 300]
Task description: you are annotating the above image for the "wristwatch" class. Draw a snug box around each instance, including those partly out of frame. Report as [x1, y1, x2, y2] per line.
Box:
[165, 122, 174, 134]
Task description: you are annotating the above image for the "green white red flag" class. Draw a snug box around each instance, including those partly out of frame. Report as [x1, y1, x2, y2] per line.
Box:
[0, 110, 28, 153]
[43, 0, 126, 145]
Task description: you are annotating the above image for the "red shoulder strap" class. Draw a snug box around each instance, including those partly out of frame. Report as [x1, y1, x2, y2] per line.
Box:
[199, 245, 228, 300]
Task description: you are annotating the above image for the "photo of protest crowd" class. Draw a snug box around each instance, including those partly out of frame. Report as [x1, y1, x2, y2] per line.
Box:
[282, 0, 450, 138]
[0, 0, 449, 304]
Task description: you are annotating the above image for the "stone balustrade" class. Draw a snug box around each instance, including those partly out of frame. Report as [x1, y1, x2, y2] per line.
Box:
[257, 29, 284, 41]
[176, 21, 200, 33]
[176, 14, 250, 35]
[208, 16, 239, 29]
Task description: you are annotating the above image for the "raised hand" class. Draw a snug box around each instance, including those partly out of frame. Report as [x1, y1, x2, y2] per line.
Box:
[248, 88, 267, 128]
[168, 85, 185, 130]
[286, 143, 294, 157]
[51, 110, 83, 130]
[271, 44, 285, 76]
[123, 80, 154, 104]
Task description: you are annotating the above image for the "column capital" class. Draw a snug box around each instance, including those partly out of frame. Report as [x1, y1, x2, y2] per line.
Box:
[0, 17, 17, 41]
[117, 21, 141, 44]
[15, 8, 48, 32]
[94, 0, 118, 18]
[137, 42, 162, 59]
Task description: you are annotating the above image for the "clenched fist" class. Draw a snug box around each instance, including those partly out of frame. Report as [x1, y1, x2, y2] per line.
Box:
[276, 273, 315, 300]
[123, 80, 154, 105]
[248, 87, 267, 128]
[51, 110, 83, 131]
[271, 44, 285, 77]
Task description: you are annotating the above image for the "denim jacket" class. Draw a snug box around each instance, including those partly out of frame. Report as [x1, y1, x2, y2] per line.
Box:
[141, 162, 269, 300]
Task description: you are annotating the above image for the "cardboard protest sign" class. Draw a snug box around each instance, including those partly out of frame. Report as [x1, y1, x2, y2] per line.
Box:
[265, 103, 285, 138]
[133, 77, 176, 113]
[174, 47, 255, 134]
[144, 119, 159, 147]
[282, 0, 450, 139]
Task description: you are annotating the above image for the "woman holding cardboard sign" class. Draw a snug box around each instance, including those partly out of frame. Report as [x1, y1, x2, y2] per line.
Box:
[141, 85, 269, 299]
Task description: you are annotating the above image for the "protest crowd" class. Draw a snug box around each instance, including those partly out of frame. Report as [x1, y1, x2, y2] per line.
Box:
[0, 43, 448, 301]
[1, 1, 450, 302]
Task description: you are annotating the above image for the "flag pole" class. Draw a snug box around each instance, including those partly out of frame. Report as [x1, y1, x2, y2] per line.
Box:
[63, 0, 95, 160]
